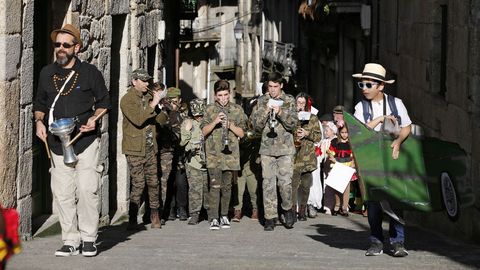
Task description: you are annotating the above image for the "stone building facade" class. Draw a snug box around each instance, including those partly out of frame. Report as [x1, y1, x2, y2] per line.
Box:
[0, 0, 164, 238]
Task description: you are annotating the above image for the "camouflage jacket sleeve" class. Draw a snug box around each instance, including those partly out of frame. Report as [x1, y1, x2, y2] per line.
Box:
[305, 115, 322, 143]
[249, 96, 269, 132]
[277, 94, 298, 132]
[120, 89, 156, 127]
[180, 118, 192, 148]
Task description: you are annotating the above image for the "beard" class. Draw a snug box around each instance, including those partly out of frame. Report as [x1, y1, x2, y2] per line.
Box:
[55, 50, 75, 67]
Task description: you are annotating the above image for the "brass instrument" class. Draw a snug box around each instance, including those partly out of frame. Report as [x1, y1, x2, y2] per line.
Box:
[219, 105, 232, 154]
[146, 87, 178, 110]
[294, 111, 310, 148]
[266, 108, 278, 138]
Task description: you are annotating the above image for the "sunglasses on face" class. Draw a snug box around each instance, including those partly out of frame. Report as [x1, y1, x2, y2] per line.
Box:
[53, 42, 76, 49]
[357, 82, 379, 89]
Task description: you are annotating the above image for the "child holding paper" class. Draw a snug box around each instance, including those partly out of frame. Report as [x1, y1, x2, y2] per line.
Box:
[325, 125, 356, 216]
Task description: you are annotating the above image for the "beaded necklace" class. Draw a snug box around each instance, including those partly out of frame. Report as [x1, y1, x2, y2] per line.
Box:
[52, 72, 79, 96]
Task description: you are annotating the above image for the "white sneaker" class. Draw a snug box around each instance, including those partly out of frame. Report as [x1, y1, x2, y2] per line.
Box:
[210, 218, 220, 230]
[220, 216, 230, 229]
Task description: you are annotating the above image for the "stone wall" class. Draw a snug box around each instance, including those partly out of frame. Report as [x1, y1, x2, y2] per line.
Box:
[376, 0, 480, 243]
[0, 0, 164, 237]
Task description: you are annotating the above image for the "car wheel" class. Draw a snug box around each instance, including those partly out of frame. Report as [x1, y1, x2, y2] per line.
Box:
[440, 172, 459, 221]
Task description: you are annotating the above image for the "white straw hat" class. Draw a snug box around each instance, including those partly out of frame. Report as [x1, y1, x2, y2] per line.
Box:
[352, 63, 395, 84]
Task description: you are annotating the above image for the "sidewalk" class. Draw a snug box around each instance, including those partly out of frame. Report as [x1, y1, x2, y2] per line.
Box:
[8, 213, 480, 270]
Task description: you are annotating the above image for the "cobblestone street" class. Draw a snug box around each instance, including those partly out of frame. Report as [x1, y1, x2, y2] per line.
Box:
[9, 213, 480, 270]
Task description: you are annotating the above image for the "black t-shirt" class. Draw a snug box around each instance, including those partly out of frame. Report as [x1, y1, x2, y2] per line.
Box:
[33, 58, 111, 155]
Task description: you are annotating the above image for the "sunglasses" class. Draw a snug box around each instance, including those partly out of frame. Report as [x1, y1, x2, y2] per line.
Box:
[53, 42, 76, 49]
[357, 82, 379, 89]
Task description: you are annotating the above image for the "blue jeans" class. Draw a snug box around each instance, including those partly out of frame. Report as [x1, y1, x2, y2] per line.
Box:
[367, 201, 405, 244]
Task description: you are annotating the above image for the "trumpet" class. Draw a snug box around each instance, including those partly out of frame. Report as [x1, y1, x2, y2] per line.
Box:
[266, 108, 278, 138]
[146, 87, 178, 110]
[219, 105, 232, 154]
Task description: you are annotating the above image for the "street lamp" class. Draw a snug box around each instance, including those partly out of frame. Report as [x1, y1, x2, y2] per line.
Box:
[234, 20, 244, 40]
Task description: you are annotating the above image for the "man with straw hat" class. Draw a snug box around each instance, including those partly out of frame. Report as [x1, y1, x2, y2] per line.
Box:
[352, 63, 412, 257]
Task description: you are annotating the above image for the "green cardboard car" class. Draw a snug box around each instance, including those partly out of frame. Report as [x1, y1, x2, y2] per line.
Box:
[344, 112, 475, 220]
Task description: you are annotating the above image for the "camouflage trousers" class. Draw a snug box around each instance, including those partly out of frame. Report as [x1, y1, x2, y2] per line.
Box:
[126, 145, 160, 209]
[234, 162, 258, 211]
[207, 169, 233, 220]
[159, 151, 173, 207]
[261, 155, 293, 220]
[292, 169, 312, 206]
[186, 164, 208, 214]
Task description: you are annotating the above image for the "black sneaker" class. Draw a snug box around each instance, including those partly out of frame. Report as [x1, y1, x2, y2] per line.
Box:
[54, 245, 79, 257]
[365, 241, 384, 256]
[210, 218, 220, 230]
[82, 241, 97, 257]
[391, 242, 409, 257]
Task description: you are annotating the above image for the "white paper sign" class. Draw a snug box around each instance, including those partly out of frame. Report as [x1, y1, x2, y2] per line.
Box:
[267, 99, 284, 108]
[325, 162, 356, 193]
[298, 111, 311, 121]
[310, 106, 319, 115]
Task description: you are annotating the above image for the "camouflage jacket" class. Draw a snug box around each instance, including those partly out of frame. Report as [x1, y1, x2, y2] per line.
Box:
[294, 114, 321, 173]
[200, 101, 247, 171]
[250, 92, 298, 156]
[180, 118, 206, 171]
[120, 87, 163, 157]
[157, 102, 188, 152]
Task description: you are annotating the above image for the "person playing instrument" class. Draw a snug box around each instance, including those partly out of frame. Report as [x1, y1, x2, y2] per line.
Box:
[201, 80, 247, 230]
[249, 72, 298, 231]
[156, 87, 189, 224]
[180, 98, 208, 225]
[352, 63, 412, 257]
[32, 24, 111, 257]
[120, 69, 165, 231]
[291, 92, 321, 221]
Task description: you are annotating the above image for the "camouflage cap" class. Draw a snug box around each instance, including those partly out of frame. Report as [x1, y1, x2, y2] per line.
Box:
[131, 69, 152, 81]
[189, 98, 206, 116]
[333, 105, 345, 114]
[167, 87, 181, 98]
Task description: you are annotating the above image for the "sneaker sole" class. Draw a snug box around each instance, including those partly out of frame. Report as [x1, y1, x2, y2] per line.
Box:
[82, 251, 97, 257]
[55, 250, 80, 257]
[365, 250, 383, 256]
[210, 227, 220, 230]
[220, 225, 231, 229]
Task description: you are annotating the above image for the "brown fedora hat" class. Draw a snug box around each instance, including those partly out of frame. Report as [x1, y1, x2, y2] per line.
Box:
[50, 24, 82, 48]
[352, 63, 395, 84]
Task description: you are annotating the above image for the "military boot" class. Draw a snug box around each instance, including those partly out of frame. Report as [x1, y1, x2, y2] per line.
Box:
[127, 203, 139, 230]
[188, 212, 199, 225]
[283, 209, 295, 229]
[292, 204, 298, 223]
[150, 209, 161, 229]
[298, 205, 307, 221]
[264, 219, 275, 231]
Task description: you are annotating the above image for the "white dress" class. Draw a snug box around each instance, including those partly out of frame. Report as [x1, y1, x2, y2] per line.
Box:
[307, 137, 333, 209]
